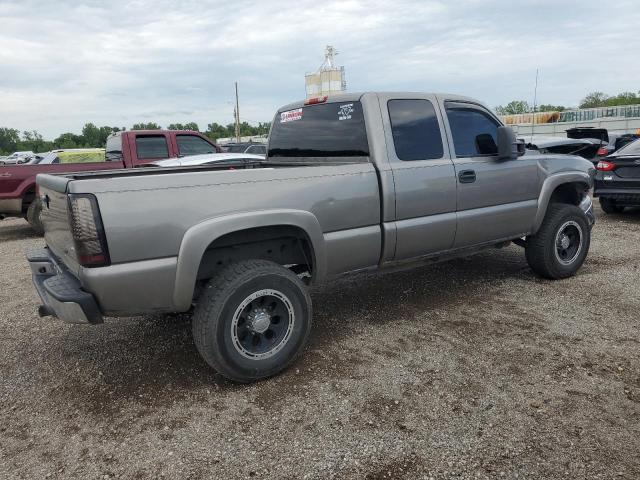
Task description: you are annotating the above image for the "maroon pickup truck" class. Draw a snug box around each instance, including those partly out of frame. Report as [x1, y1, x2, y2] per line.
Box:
[0, 130, 221, 233]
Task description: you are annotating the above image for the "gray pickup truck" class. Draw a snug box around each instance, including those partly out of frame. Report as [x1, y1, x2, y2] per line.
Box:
[29, 92, 595, 382]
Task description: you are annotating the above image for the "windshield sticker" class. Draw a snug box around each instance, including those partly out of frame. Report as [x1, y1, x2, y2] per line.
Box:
[280, 108, 303, 123]
[338, 103, 354, 121]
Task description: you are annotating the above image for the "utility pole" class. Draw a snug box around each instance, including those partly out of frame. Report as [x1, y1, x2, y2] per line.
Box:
[234, 82, 241, 143]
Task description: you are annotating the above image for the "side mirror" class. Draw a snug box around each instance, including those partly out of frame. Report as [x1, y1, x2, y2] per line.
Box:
[497, 126, 525, 160]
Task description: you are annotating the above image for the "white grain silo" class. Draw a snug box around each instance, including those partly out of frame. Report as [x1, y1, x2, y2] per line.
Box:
[305, 46, 346, 99]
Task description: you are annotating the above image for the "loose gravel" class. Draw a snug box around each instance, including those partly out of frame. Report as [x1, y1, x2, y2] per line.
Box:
[1, 205, 639, 479]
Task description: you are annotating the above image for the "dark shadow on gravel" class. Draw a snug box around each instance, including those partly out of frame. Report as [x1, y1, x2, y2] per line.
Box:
[44, 246, 533, 418]
[0, 219, 40, 242]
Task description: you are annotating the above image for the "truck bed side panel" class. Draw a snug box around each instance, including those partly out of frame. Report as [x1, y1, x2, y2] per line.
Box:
[68, 163, 381, 267]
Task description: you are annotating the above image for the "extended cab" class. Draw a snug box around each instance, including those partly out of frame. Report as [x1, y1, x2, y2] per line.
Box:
[29, 92, 595, 382]
[0, 130, 220, 232]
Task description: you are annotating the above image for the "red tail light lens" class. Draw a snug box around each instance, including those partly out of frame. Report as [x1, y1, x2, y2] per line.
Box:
[304, 96, 328, 105]
[596, 160, 616, 171]
[596, 147, 608, 156]
[67, 194, 110, 267]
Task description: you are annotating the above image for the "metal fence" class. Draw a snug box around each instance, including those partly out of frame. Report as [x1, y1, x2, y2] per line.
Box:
[501, 104, 640, 125]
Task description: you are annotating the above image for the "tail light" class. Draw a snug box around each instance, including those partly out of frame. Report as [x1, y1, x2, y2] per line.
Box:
[67, 194, 110, 267]
[596, 147, 609, 156]
[304, 96, 328, 105]
[596, 160, 616, 171]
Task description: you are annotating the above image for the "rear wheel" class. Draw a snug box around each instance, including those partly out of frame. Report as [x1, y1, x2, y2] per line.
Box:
[599, 198, 624, 214]
[525, 203, 590, 279]
[192, 259, 312, 383]
[26, 199, 44, 235]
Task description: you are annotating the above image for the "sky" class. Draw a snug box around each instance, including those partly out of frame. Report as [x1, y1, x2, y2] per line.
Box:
[1, 0, 639, 138]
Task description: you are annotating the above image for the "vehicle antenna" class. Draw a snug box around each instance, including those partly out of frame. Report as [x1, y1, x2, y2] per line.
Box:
[235, 82, 241, 143]
[531, 68, 539, 142]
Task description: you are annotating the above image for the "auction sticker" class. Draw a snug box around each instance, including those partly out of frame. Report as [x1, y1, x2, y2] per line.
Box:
[338, 103, 354, 121]
[280, 108, 303, 123]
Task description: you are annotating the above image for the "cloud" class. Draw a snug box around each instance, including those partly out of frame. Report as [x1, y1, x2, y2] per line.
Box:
[0, 0, 638, 137]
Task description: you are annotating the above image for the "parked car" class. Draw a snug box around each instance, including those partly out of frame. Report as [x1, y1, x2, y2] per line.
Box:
[593, 138, 640, 213]
[565, 127, 640, 159]
[595, 133, 640, 159]
[151, 152, 265, 167]
[521, 136, 602, 161]
[221, 142, 267, 155]
[0, 151, 36, 165]
[0, 130, 220, 233]
[29, 92, 595, 383]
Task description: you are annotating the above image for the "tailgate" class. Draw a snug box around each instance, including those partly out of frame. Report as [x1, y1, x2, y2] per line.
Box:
[38, 175, 80, 276]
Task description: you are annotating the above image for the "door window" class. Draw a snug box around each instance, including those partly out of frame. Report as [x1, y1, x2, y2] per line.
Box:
[177, 135, 217, 156]
[445, 105, 499, 157]
[246, 145, 266, 155]
[388, 99, 443, 161]
[136, 136, 169, 159]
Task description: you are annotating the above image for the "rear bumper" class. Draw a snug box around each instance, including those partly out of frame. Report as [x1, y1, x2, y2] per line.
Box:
[27, 248, 103, 324]
[593, 187, 640, 206]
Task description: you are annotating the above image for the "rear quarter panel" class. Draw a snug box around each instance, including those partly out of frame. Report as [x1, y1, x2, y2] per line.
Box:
[68, 163, 381, 266]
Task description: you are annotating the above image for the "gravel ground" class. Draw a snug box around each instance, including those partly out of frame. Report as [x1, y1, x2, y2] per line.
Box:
[1, 205, 639, 479]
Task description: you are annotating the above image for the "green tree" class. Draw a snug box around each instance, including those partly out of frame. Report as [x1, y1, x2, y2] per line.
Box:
[0, 127, 20, 154]
[53, 132, 84, 149]
[495, 100, 530, 115]
[131, 122, 161, 130]
[167, 122, 199, 131]
[204, 122, 233, 142]
[19, 130, 50, 153]
[537, 104, 566, 112]
[606, 91, 639, 106]
[579, 92, 609, 109]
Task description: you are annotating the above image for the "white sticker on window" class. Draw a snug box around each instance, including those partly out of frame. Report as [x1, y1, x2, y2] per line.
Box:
[280, 108, 303, 123]
[338, 103, 354, 121]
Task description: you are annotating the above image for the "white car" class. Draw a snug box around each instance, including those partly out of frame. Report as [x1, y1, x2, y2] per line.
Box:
[150, 152, 265, 167]
[0, 151, 35, 165]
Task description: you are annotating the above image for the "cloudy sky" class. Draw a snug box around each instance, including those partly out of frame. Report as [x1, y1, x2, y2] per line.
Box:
[1, 0, 639, 138]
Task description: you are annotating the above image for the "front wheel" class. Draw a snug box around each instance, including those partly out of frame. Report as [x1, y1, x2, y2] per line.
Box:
[525, 203, 590, 279]
[192, 260, 312, 382]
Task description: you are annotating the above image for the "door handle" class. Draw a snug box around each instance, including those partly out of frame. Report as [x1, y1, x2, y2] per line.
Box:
[458, 169, 476, 183]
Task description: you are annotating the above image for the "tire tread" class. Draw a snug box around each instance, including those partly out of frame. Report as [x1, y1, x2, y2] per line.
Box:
[525, 203, 590, 279]
[192, 259, 311, 382]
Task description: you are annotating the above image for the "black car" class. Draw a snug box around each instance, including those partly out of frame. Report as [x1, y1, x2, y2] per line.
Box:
[594, 138, 640, 213]
[566, 127, 640, 161]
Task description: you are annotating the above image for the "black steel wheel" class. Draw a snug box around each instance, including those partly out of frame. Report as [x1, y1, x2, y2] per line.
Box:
[554, 220, 583, 266]
[231, 289, 295, 360]
[525, 203, 590, 279]
[192, 259, 312, 382]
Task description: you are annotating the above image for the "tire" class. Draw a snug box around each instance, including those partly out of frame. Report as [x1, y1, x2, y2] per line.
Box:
[192, 259, 312, 383]
[599, 198, 624, 214]
[525, 203, 590, 279]
[26, 199, 44, 235]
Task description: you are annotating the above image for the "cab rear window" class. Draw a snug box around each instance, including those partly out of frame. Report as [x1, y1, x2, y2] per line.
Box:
[268, 101, 369, 159]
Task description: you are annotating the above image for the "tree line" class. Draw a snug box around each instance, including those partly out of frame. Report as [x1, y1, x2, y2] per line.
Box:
[0, 121, 271, 155]
[495, 90, 640, 116]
